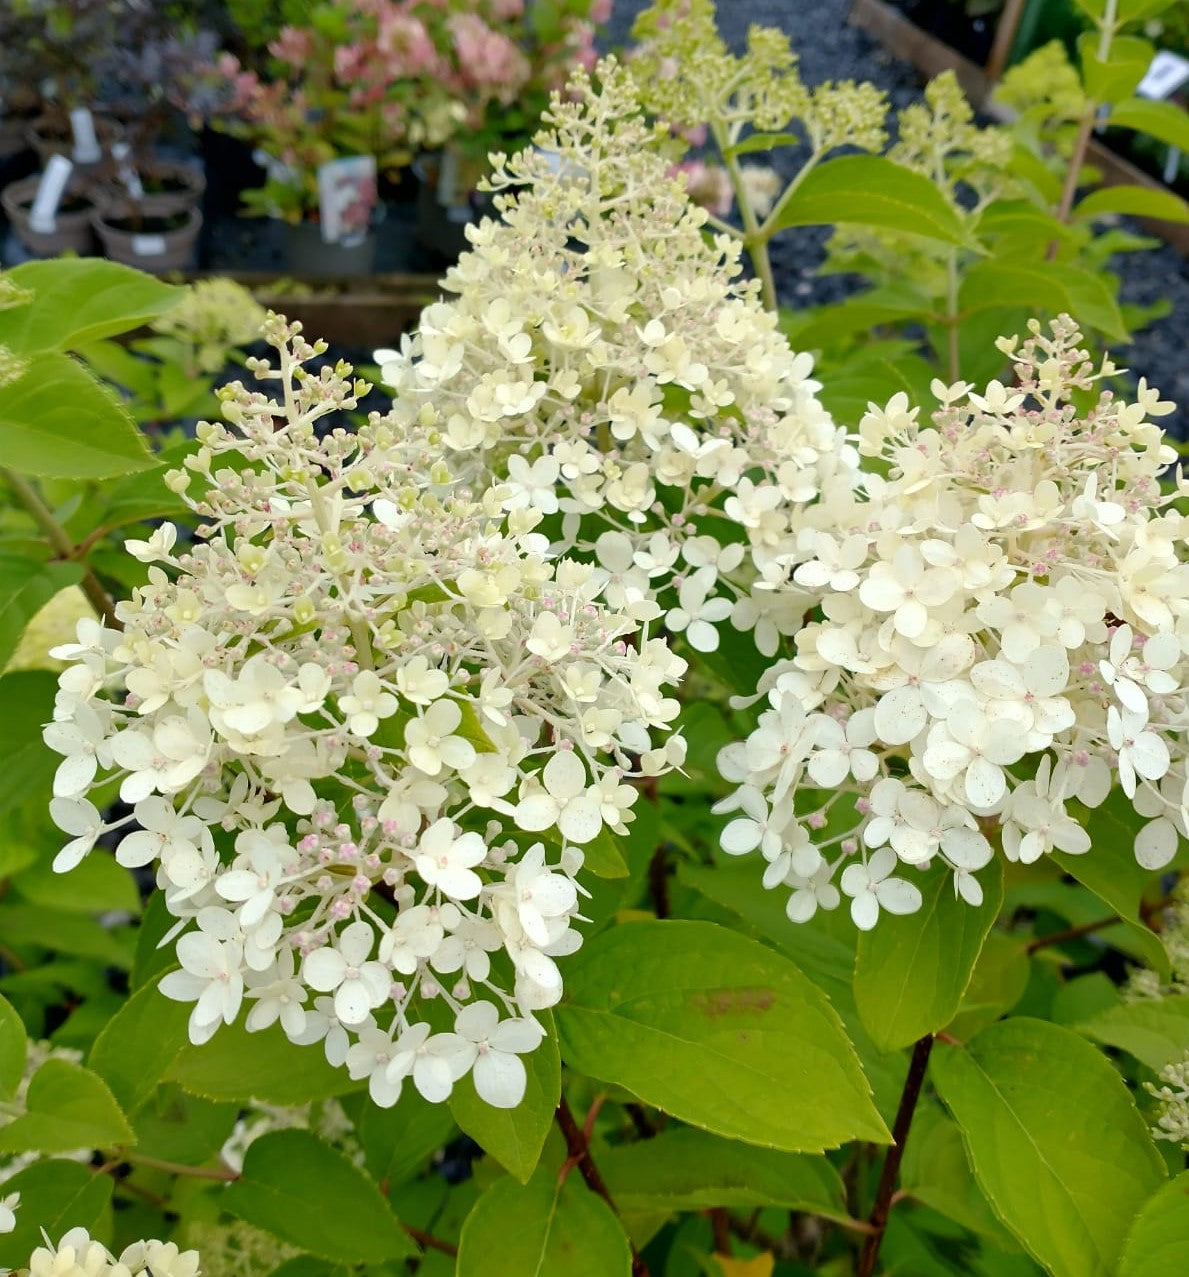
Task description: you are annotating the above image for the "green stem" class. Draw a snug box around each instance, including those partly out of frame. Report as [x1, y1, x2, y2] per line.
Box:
[757, 151, 824, 243]
[3, 467, 121, 630]
[1051, 0, 1117, 239]
[117, 1151, 238, 1181]
[712, 123, 810, 314]
[945, 250, 961, 383]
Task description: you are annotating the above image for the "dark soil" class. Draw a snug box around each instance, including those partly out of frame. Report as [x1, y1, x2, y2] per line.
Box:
[104, 209, 191, 234]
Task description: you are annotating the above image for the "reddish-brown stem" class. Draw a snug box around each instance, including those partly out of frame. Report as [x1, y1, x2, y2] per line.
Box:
[555, 1094, 649, 1277]
[856, 1034, 935, 1277]
[709, 1207, 732, 1254]
[648, 845, 671, 918]
[1026, 913, 1122, 952]
[1027, 895, 1164, 954]
[404, 1226, 458, 1258]
[120, 1152, 238, 1181]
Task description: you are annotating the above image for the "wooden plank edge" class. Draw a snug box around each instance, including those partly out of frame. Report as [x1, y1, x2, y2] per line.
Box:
[848, 0, 989, 105]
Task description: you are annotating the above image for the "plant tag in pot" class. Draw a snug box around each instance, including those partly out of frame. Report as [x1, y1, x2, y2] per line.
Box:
[317, 155, 377, 246]
[28, 155, 73, 233]
[113, 141, 145, 200]
[131, 234, 167, 257]
[1137, 50, 1189, 100]
[70, 107, 102, 164]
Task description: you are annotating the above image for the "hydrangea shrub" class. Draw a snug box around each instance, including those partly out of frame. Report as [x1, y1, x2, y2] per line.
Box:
[0, 24, 1187, 1277]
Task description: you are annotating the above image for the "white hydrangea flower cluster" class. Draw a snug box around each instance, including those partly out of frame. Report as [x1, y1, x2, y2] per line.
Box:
[715, 317, 1186, 929]
[22, 1228, 199, 1277]
[377, 59, 855, 657]
[1148, 1054, 1189, 1149]
[44, 317, 685, 1109]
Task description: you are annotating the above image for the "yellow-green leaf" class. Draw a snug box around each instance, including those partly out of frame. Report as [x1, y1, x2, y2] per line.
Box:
[0, 352, 155, 479]
[770, 155, 969, 245]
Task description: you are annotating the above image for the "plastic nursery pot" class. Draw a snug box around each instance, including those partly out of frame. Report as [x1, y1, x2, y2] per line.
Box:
[0, 113, 33, 160]
[281, 218, 377, 277]
[1, 174, 98, 257]
[413, 151, 494, 264]
[25, 113, 118, 176]
[91, 200, 202, 271]
[92, 160, 207, 219]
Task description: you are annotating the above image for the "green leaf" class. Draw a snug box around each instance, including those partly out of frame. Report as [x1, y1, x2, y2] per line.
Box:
[131, 891, 181, 989]
[1052, 791, 1168, 975]
[451, 1011, 560, 1184]
[0, 554, 83, 671]
[782, 285, 935, 349]
[770, 156, 970, 245]
[166, 1018, 362, 1104]
[557, 919, 889, 1151]
[358, 1091, 459, 1188]
[88, 469, 190, 534]
[1077, 998, 1189, 1071]
[130, 1084, 239, 1166]
[0, 992, 27, 1100]
[1117, 1170, 1189, 1277]
[0, 902, 133, 968]
[725, 130, 801, 159]
[0, 1058, 135, 1153]
[457, 1165, 632, 1276]
[678, 861, 856, 1003]
[89, 980, 192, 1114]
[0, 670, 58, 817]
[222, 1129, 416, 1264]
[959, 259, 1128, 341]
[17, 849, 140, 916]
[1073, 0, 1180, 22]
[269, 1261, 353, 1277]
[600, 1126, 849, 1218]
[855, 860, 1003, 1051]
[0, 1159, 113, 1272]
[1108, 97, 1189, 153]
[933, 1018, 1166, 1277]
[1079, 34, 1154, 104]
[0, 259, 182, 353]
[817, 346, 939, 425]
[0, 352, 155, 479]
[580, 825, 629, 879]
[976, 199, 1082, 252]
[76, 338, 160, 399]
[946, 931, 1031, 1041]
[900, 1102, 1020, 1246]
[1075, 184, 1189, 224]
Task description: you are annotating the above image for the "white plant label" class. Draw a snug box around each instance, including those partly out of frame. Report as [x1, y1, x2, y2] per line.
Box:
[28, 154, 73, 233]
[1138, 50, 1189, 100]
[131, 234, 167, 257]
[69, 107, 102, 164]
[316, 154, 377, 246]
[112, 141, 145, 200]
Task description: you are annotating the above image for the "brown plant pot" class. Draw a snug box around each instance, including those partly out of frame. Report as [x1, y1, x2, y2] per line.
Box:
[91, 202, 202, 271]
[0, 113, 34, 160]
[281, 218, 377, 276]
[92, 161, 207, 219]
[1, 174, 98, 257]
[25, 112, 118, 175]
[413, 151, 492, 263]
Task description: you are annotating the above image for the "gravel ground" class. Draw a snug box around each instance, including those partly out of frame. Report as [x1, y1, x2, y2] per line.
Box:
[600, 0, 1189, 436]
